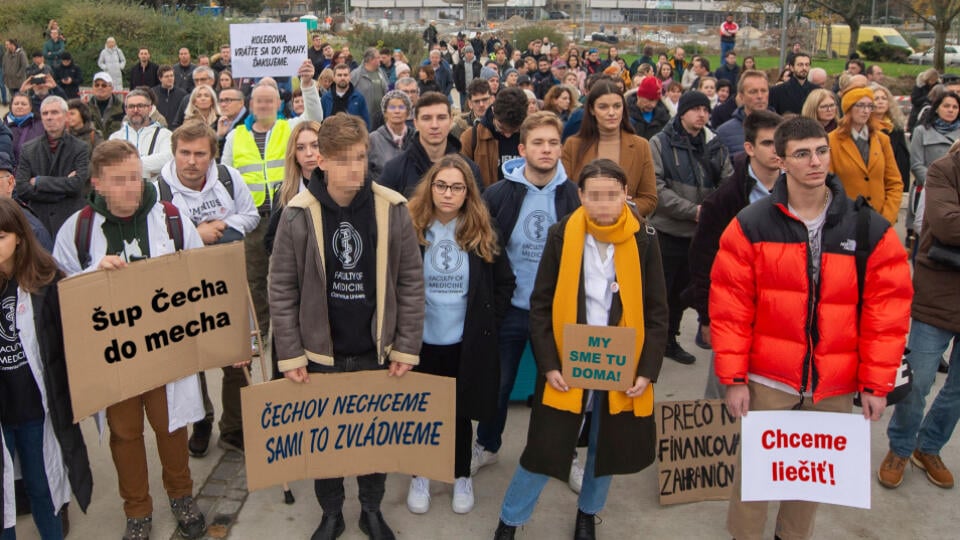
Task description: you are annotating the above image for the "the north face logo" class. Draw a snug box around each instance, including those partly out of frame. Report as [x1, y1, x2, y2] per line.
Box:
[840, 239, 857, 252]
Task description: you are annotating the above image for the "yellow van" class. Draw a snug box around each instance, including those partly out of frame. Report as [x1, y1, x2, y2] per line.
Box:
[815, 25, 914, 58]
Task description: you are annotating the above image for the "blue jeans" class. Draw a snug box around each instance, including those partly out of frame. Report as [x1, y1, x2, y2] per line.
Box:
[721, 41, 735, 61]
[2, 419, 63, 540]
[476, 305, 530, 453]
[500, 393, 612, 525]
[888, 319, 960, 457]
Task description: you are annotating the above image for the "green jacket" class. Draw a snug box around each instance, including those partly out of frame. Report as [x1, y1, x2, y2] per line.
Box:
[87, 94, 125, 139]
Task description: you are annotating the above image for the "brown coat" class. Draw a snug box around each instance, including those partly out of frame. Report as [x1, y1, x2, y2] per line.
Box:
[459, 121, 501, 188]
[561, 133, 658, 217]
[912, 151, 960, 334]
[828, 128, 903, 224]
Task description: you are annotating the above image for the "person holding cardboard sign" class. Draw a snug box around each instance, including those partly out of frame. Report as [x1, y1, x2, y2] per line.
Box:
[0, 198, 92, 539]
[404, 155, 515, 515]
[494, 159, 668, 540]
[269, 113, 424, 540]
[52, 140, 208, 540]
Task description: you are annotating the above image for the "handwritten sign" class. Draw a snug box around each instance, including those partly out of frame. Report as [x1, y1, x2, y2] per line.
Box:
[59, 243, 251, 421]
[230, 22, 308, 78]
[241, 371, 455, 491]
[741, 411, 871, 508]
[657, 399, 740, 505]
[562, 324, 636, 391]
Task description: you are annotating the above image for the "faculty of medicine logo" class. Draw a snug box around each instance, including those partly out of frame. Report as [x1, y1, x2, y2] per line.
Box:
[430, 239, 464, 274]
[0, 295, 15, 342]
[332, 222, 363, 269]
[523, 210, 549, 241]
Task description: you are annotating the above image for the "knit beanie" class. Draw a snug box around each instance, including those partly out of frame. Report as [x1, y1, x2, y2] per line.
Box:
[503, 67, 518, 81]
[841, 86, 874, 114]
[394, 62, 411, 77]
[676, 91, 711, 117]
[380, 89, 412, 116]
[636, 77, 662, 101]
[480, 66, 498, 81]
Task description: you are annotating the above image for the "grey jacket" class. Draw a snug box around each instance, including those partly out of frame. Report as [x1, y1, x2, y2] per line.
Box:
[351, 66, 389, 130]
[368, 124, 414, 181]
[2, 47, 28, 89]
[649, 119, 732, 238]
[270, 182, 424, 372]
[909, 124, 960, 187]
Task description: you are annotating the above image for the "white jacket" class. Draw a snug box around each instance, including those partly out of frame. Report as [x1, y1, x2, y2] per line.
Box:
[109, 121, 173, 180]
[52, 201, 205, 433]
[158, 160, 260, 234]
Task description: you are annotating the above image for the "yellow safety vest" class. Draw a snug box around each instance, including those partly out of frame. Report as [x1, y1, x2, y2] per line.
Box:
[232, 120, 290, 207]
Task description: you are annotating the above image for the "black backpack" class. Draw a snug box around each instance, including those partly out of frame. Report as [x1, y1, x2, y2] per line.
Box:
[156, 164, 235, 202]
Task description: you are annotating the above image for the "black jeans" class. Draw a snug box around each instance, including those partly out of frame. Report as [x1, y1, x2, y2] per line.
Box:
[418, 342, 473, 479]
[307, 351, 387, 514]
[658, 231, 692, 337]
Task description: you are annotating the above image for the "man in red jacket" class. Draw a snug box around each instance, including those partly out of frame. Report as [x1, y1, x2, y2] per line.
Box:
[710, 117, 912, 540]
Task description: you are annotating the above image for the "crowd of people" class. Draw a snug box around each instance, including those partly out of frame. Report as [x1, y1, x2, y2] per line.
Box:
[0, 14, 956, 540]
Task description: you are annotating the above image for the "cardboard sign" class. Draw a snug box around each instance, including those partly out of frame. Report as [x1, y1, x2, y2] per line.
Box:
[59, 243, 250, 421]
[231, 22, 308, 78]
[657, 399, 740, 505]
[741, 411, 871, 508]
[241, 371, 455, 491]
[561, 324, 636, 391]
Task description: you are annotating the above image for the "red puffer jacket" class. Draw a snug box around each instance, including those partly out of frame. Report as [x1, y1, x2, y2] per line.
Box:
[710, 175, 912, 402]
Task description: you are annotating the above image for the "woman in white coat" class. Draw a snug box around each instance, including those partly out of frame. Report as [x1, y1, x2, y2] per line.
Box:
[97, 37, 126, 90]
[0, 198, 92, 538]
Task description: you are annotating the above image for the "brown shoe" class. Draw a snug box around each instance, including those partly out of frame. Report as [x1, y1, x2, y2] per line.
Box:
[878, 451, 908, 488]
[911, 450, 955, 488]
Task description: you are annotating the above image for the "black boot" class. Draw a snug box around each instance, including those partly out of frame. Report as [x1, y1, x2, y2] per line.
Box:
[574, 510, 596, 540]
[358, 509, 395, 540]
[665, 337, 696, 365]
[311, 512, 345, 540]
[188, 418, 212, 457]
[494, 520, 517, 540]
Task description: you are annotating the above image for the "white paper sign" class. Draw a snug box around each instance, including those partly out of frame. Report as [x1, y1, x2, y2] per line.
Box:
[741, 411, 871, 509]
[231, 22, 308, 78]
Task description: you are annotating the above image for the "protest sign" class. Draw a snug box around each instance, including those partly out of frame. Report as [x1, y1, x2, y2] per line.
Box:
[561, 324, 636, 391]
[230, 22, 308, 78]
[241, 371, 456, 491]
[657, 399, 740, 505]
[59, 243, 250, 421]
[741, 410, 871, 508]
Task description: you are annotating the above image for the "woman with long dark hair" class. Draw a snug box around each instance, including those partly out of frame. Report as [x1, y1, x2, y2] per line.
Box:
[405, 155, 514, 515]
[907, 91, 960, 237]
[561, 81, 657, 217]
[0, 198, 92, 538]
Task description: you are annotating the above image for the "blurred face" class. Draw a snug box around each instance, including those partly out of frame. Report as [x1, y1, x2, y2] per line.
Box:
[676, 48, 685, 59]
[563, 73, 577, 87]
[700, 80, 716, 98]
[250, 86, 280, 120]
[679, 105, 709, 134]
[591, 93, 623, 132]
[469, 92, 491, 118]
[51, 29, 60, 40]
[160, 70, 175, 88]
[318, 142, 367, 196]
[744, 58, 755, 69]
[138, 49, 150, 63]
[726, 53, 736, 66]
[40, 102, 66, 135]
[847, 62, 862, 75]
[67, 108, 84, 129]
[740, 76, 769, 113]
[93, 78, 113, 100]
[414, 103, 452, 147]
[429, 52, 440, 67]
[179, 48, 191, 65]
[124, 95, 152, 128]
[334, 68, 351, 90]
[219, 89, 243, 118]
[93, 155, 144, 218]
[385, 97, 408, 125]
[609, 47, 618, 58]
[295, 129, 319, 177]
[782, 138, 830, 189]
[938, 96, 960, 123]
[431, 167, 468, 222]
[10, 96, 31, 117]
[323, 45, 333, 57]
[848, 97, 874, 127]
[518, 125, 562, 175]
[313, 36, 322, 49]
[588, 51, 598, 63]
[743, 127, 780, 173]
[556, 91, 571, 111]
[580, 176, 626, 225]
[174, 137, 214, 188]
[106, 38, 116, 48]
[817, 96, 837, 123]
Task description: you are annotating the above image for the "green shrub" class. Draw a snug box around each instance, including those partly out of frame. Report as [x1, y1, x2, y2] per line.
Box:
[858, 41, 910, 63]
[680, 41, 705, 56]
[511, 25, 567, 53]
[348, 24, 426, 66]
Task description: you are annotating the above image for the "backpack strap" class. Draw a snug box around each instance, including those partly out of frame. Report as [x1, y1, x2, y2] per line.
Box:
[471, 123, 478, 157]
[216, 164, 235, 200]
[159, 200, 184, 252]
[854, 197, 871, 315]
[147, 126, 161, 155]
[73, 205, 96, 269]
[157, 177, 174, 202]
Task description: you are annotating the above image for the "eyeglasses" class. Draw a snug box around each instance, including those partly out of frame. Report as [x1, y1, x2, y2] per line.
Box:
[432, 181, 467, 194]
[786, 146, 830, 161]
[852, 102, 875, 111]
[219, 97, 242, 103]
[386, 104, 407, 111]
[125, 103, 150, 110]
[93, 82, 111, 88]
[818, 103, 837, 110]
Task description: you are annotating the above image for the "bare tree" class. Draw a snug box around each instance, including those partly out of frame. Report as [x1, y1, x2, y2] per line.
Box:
[807, 0, 872, 57]
[895, 0, 960, 71]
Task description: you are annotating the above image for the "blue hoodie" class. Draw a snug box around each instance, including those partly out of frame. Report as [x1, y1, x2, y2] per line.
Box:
[501, 157, 569, 310]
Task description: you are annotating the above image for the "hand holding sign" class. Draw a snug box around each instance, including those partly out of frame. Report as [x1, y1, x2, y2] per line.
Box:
[545, 370, 569, 392]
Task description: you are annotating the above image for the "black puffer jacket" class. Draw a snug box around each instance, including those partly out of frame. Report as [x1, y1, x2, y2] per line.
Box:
[626, 92, 671, 140]
[376, 134, 482, 198]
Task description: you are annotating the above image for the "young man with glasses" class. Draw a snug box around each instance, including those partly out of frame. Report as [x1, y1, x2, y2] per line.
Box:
[107, 88, 172, 180]
[712, 117, 911, 540]
[451, 78, 492, 139]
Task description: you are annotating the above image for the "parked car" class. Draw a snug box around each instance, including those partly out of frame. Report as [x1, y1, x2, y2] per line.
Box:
[591, 32, 619, 44]
[909, 46, 960, 66]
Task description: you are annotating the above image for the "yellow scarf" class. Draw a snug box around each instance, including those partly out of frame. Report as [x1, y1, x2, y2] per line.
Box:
[543, 205, 654, 417]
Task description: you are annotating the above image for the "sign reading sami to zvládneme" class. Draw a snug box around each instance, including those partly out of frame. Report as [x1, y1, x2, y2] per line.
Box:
[561, 323, 637, 391]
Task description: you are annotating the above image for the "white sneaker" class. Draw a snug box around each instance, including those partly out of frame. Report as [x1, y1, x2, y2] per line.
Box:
[470, 441, 499, 476]
[452, 477, 475, 514]
[406, 476, 431, 514]
[569, 456, 584, 494]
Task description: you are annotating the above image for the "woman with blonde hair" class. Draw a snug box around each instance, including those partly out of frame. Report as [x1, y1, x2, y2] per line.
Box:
[801, 88, 840, 133]
[183, 84, 220, 129]
[405, 154, 514, 515]
[828, 86, 903, 224]
[264, 120, 322, 255]
[870, 83, 910, 198]
[97, 37, 126, 89]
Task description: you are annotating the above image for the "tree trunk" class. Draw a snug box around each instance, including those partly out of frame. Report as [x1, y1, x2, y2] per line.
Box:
[848, 21, 861, 58]
[935, 22, 950, 72]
